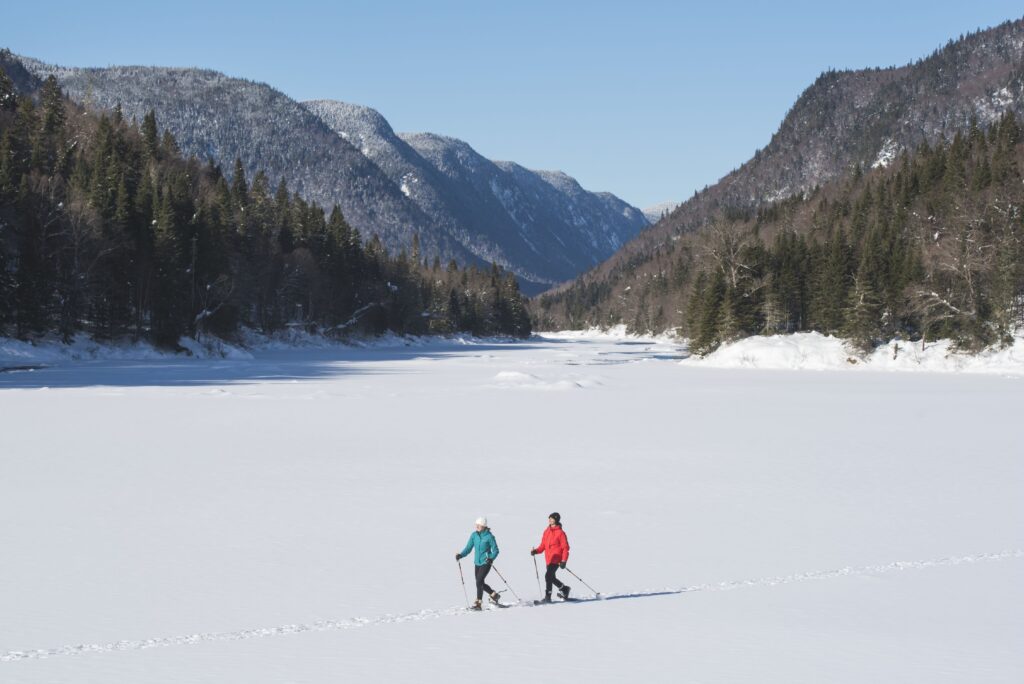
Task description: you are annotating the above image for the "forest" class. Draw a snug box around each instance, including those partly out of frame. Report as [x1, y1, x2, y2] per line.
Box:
[0, 70, 531, 347]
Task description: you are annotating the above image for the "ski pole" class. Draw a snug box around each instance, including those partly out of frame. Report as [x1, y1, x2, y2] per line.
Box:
[457, 558, 470, 608]
[490, 564, 521, 602]
[564, 567, 601, 597]
[532, 554, 542, 595]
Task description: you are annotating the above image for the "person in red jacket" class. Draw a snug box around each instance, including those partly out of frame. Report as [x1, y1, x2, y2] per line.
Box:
[530, 512, 571, 602]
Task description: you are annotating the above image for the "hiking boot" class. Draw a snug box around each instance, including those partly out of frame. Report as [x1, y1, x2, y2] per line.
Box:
[470, 599, 482, 611]
[558, 585, 571, 600]
[540, 593, 552, 603]
[489, 591, 502, 604]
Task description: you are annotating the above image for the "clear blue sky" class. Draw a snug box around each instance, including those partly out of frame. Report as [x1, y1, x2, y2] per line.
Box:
[4, 1, 1021, 208]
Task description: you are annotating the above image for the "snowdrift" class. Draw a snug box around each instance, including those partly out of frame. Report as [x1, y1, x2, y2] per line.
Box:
[681, 332, 1024, 375]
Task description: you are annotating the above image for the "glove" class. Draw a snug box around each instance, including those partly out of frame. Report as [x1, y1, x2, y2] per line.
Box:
[455, 553, 461, 561]
[530, 549, 538, 556]
[559, 562, 566, 569]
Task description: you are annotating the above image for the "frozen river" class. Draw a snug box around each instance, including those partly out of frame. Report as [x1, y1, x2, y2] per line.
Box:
[1, 333, 1022, 683]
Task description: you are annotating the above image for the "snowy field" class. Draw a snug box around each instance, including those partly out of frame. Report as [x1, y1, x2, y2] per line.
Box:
[1, 332, 1022, 683]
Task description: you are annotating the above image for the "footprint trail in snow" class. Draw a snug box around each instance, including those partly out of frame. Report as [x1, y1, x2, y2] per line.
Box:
[2, 550, 1020, 663]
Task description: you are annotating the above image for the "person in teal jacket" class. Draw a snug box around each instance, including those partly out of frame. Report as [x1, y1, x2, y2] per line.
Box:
[455, 516, 500, 609]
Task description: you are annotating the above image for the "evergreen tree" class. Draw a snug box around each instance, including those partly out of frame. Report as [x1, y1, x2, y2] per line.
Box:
[141, 110, 159, 159]
[688, 270, 725, 355]
[275, 177, 294, 253]
[230, 157, 248, 206]
[843, 266, 882, 353]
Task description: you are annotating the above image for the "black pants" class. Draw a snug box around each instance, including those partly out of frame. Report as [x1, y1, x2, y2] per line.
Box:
[475, 562, 495, 601]
[545, 563, 565, 595]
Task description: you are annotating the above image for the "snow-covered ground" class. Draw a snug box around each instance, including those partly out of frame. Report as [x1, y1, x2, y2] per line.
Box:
[1, 332, 1021, 682]
[682, 331, 1024, 375]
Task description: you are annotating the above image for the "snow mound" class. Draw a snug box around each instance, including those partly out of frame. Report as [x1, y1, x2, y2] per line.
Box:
[492, 370, 602, 390]
[683, 332, 1024, 375]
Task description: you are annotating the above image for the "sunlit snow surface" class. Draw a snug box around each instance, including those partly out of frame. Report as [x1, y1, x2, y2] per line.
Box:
[1, 332, 1022, 683]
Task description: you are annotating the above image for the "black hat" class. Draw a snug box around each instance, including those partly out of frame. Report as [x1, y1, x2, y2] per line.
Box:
[548, 512, 561, 523]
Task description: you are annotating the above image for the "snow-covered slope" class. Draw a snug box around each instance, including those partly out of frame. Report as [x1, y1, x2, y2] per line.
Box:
[304, 100, 648, 290]
[1, 334, 1021, 682]
[641, 200, 681, 224]
[405, 132, 647, 283]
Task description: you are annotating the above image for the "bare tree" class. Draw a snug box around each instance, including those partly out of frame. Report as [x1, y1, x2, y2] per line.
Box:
[699, 220, 757, 290]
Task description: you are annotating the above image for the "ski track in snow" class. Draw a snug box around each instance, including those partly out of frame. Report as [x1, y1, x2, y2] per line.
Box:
[3, 550, 1020, 664]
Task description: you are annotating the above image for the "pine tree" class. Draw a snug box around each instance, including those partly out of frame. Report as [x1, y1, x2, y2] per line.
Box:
[230, 157, 248, 206]
[688, 270, 725, 355]
[141, 110, 159, 159]
[502, 273, 532, 337]
[275, 177, 294, 253]
[39, 76, 65, 136]
[842, 266, 882, 353]
[150, 181, 189, 345]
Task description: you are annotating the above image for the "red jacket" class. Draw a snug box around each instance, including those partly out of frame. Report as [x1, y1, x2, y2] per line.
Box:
[534, 524, 570, 565]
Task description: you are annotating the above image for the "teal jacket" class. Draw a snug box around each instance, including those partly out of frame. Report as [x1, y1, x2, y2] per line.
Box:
[459, 529, 499, 566]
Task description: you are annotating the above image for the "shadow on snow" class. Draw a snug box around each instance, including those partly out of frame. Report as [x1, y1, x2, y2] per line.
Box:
[0, 340, 540, 390]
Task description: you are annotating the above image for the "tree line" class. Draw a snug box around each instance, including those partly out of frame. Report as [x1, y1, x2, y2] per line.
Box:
[0, 71, 531, 346]
[538, 112, 1024, 354]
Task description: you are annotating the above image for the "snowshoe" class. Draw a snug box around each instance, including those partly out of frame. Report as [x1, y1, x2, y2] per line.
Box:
[558, 585, 572, 600]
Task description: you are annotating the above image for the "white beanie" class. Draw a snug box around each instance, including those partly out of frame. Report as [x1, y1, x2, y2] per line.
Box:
[475, 517, 487, 527]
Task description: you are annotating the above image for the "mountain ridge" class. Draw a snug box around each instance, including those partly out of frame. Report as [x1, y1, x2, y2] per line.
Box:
[305, 99, 647, 290]
[541, 17, 1024, 314]
[10, 52, 646, 293]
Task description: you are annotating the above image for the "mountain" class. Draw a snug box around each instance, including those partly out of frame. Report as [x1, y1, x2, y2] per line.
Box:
[14, 57, 475, 268]
[303, 100, 648, 290]
[405, 133, 647, 280]
[13, 55, 645, 293]
[0, 75, 533, 344]
[539, 17, 1024, 328]
[642, 201, 681, 224]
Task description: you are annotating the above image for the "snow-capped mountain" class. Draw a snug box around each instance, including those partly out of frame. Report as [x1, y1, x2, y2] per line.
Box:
[15, 58, 472, 269]
[304, 100, 648, 289]
[642, 201, 681, 224]
[16, 55, 646, 292]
